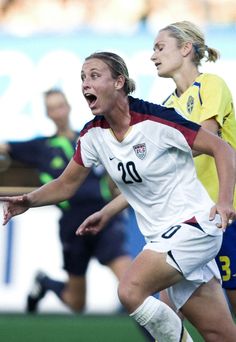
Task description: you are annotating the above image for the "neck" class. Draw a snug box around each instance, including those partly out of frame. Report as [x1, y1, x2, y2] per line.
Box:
[173, 66, 200, 97]
[105, 96, 131, 142]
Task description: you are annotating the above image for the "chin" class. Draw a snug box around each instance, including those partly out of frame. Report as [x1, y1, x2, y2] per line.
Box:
[91, 108, 101, 116]
[158, 71, 170, 78]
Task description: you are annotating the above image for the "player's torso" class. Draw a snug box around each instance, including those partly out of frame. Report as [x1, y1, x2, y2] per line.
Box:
[94, 121, 177, 195]
[163, 73, 236, 205]
[89, 119, 211, 233]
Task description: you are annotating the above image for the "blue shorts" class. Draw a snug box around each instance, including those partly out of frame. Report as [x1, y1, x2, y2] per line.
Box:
[59, 204, 130, 276]
[215, 220, 236, 289]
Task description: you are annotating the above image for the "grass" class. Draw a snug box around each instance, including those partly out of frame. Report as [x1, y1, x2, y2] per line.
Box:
[0, 313, 205, 342]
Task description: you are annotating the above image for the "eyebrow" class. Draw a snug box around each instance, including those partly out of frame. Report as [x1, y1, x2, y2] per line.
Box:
[81, 67, 102, 73]
[153, 40, 165, 49]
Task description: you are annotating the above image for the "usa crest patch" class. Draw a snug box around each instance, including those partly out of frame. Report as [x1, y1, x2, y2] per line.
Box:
[133, 143, 146, 160]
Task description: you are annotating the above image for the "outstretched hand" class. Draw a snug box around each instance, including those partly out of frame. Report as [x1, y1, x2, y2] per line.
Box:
[76, 210, 108, 236]
[0, 194, 31, 225]
[209, 203, 236, 231]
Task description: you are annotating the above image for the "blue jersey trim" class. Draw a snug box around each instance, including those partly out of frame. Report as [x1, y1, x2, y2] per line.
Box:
[193, 81, 202, 105]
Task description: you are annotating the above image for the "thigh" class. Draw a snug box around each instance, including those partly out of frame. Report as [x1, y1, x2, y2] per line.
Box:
[181, 277, 236, 338]
[215, 220, 236, 289]
[107, 255, 132, 281]
[121, 249, 183, 296]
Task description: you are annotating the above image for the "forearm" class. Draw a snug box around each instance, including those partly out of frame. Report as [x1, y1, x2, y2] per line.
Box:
[100, 194, 129, 220]
[26, 177, 76, 207]
[214, 144, 236, 204]
[193, 127, 236, 205]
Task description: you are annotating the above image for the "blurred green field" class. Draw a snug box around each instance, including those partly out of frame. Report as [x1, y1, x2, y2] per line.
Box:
[0, 314, 204, 342]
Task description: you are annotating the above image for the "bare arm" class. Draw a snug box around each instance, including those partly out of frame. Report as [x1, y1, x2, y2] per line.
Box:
[192, 126, 236, 229]
[28, 159, 90, 207]
[76, 193, 129, 235]
[107, 176, 121, 198]
[1, 159, 90, 225]
[192, 118, 219, 157]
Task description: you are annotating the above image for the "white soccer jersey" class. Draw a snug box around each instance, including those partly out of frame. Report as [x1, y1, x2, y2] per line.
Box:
[74, 97, 220, 240]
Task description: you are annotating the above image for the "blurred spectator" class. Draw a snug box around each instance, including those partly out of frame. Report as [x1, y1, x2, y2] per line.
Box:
[0, 0, 86, 35]
[0, 0, 145, 35]
[0, 0, 235, 36]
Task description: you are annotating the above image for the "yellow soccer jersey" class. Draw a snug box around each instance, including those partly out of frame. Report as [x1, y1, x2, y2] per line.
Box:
[163, 73, 236, 207]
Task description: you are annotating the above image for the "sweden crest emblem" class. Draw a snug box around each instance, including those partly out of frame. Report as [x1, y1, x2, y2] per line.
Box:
[187, 96, 194, 114]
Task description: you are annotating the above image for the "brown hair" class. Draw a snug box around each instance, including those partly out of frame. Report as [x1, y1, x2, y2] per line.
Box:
[85, 52, 136, 95]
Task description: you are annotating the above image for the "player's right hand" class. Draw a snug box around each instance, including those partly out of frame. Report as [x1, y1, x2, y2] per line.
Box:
[0, 194, 30, 225]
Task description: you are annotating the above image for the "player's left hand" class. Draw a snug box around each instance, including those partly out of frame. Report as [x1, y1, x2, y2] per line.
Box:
[76, 210, 108, 236]
[209, 204, 236, 231]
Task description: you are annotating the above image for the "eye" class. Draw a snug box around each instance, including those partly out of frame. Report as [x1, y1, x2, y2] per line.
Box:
[91, 73, 99, 79]
[155, 44, 164, 52]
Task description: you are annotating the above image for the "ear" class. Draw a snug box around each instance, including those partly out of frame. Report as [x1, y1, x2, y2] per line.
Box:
[114, 75, 125, 90]
[181, 42, 193, 57]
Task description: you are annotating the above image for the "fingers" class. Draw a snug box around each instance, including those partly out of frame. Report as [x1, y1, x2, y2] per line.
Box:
[209, 206, 216, 221]
[220, 216, 227, 231]
[210, 206, 236, 231]
[2, 211, 11, 226]
[76, 225, 85, 235]
[2, 203, 10, 226]
[75, 219, 93, 235]
[2, 215, 10, 226]
[76, 226, 96, 236]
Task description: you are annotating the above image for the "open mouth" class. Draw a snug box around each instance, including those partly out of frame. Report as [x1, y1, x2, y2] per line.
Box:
[84, 93, 97, 108]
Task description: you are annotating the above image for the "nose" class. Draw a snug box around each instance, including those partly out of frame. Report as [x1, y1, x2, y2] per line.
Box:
[82, 78, 91, 90]
[150, 51, 156, 62]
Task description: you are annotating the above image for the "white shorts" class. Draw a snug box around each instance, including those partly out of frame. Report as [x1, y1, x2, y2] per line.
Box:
[144, 222, 223, 311]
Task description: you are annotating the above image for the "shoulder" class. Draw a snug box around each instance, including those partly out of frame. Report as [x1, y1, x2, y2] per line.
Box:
[198, 73, 233, 101]
[128, 95, 175, 119]
[128, 96, 187, 124]
[128, 96, 200, 133]
[199, 73, 229, 89]
[79, 116, 109, 138]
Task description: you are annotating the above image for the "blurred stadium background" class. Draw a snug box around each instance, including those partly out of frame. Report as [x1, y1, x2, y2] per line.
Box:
[0, 0, 235, 341]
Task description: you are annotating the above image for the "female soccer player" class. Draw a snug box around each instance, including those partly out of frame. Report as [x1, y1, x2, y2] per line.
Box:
[150, 20, 236, 315]
[0, 89, 132, 315]
[1, 52, 236, 342]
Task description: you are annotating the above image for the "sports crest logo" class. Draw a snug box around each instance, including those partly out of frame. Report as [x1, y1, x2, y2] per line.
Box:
[187, 95, 194, 114]
[133, 143, 146, 160]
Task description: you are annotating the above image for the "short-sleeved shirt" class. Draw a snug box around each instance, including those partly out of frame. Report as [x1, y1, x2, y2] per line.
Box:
[8, 133, 130, 274]
[74, 96, 219, 240]
[162, 73, 236, 207]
